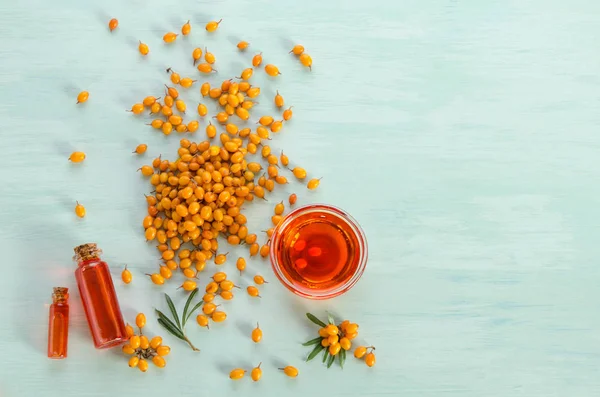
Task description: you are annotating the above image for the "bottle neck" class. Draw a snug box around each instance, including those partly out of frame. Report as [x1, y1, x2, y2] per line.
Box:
[52, 287, 69, 304]
[73, 243, 103, 264]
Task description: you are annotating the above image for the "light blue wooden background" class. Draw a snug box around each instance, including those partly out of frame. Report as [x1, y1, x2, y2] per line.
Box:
[1, 0, 600, 395]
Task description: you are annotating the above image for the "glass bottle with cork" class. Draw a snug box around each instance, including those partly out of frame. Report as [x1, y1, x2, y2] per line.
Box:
[74, 243, 128, 348]
[48, 287, 69, 359]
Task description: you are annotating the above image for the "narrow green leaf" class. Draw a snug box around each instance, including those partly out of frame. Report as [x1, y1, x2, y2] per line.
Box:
[306, 312, 327, 328]
[157, 318, 185, 341]
[322, 349, 329, 363]
[182, 288, 199, 327]
[339, 348, 346, 369]
[165, 293, 182, 330]
[302, 337, 323, 346]
[307, 344, 325, 361]
[327, 312, 335, 325]
[185, 301, 204, 324]
[326, 352, 335, 368]
[155, 309, 181, 333]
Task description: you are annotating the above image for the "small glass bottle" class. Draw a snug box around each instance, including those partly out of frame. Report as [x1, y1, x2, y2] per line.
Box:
[48, 287, 69, 359]
[74, 243, 128, 349]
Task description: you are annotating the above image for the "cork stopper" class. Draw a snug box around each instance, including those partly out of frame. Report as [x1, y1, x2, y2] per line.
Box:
[52, 287, 69, 303]
[73, 243, 103, 263]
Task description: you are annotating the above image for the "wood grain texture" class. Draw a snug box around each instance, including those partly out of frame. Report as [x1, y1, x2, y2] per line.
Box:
[1, 0, 600, 395]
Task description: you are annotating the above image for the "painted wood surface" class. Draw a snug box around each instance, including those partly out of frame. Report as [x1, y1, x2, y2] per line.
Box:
[1, 0, 600, 396]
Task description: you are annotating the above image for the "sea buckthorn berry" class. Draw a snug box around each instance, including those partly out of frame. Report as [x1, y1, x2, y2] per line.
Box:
[274, 201, 284, 216]
[138, 41, 149, 55]
[135, 313, 146, 329]
[279, 366, 298, 378]
[253, 275, 267, 285]
[197, 314, 210, 328]
[200, 82, 210, 96]
[283, 106, 293, 121]
[193, 48, 203, 65]
[251, 363, 262, 382]
[143, 96, 158, 106]
[74, 201, 86, 218]
[148, 273, 165, 285]
[220, 290, 233, 300]
[163, 32, 178, 43]
[206, 281, 218, 293]
[280, 151, 289, 166]
[240, 67, 253, 80]
[202, 302, 218, 315]
[134, 144, 147, 155]
[188, 120, 199, 132]
[138, 359, 149, 372]
[76, 91, 89, 104]
[274, 91, 284, 108]
[181, 280, 197, 291]
[162, 122, 173, 135]
[252, 53, 262, 67]
[249, 243, 260, 257]
[205, 19, 222, 32]
[120, 265, 132, 284]
[128, 356, 139, 368]
[150, 336, 162, 349]
[140, 335, 150, 350]
[299, 53, 313, 70]
[229, 368, 245, 380]
[152, 356, 166, 368]
[354, 346, 367, 358]
[197, 63, 215, 73]
[203, 293, 215, 303]
[289, 44, 304, 55]
[265, 64, 281, 76]
[252, 323, 262, 343]
[197, 103, 208, 116]
[259, 244, 269, 257]
[307, 178, 321, 190]
[150, 102, 160, 113]
[237, 41, 249, 50]
[271, 120, 283, 133]
[212, 271, 227, 283]
[181, 20, 191, 35]
[108, 18, 118, 31]
[220, 280, 235, 291]
[288, 193, 297, 205]
[129, 335, 141, 349]
[318, 327, 329, 338]
[258, 115, 274, 126]
[212, 310, 227, 322]
[69, 151, 86, 163]
[345, 323, 359, 334]
[156, 346, 170, 356]
[325, 324, 338, 336]
[365, 352, 376, 367]
[340, 337, 351, 351]
[321, 338, 330, 347]
[329, 343, 341, 356]
[247, 87, 260, 98]
[292, 167, 307, 179]
[168, 68, 181, 84]
[122, 344, 135, 355]
[150, 119, 163, 129]
[247, 285, 260, 298]
[183, 268, 197, 278]
[328, 334, 339, 345]
[214, 253, 228, 265]
[236, 107, 250, 120]
[205, 47, 216, 64]
[125, 324, 135, 337]
[236, 257, 246, 274]
[339, 320, 349, 331]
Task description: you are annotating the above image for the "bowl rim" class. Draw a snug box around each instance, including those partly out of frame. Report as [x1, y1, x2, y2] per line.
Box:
[269, 203, 368, 300]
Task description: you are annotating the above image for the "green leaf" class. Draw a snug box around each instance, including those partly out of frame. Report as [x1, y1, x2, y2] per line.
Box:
[302, 337, 323, 346]
[182, 288, 199, 327]
[327, 312, 335, 325]
[307, 344, 325, 362]
[339, 348, 346, 369]
[157, 317, 184, 341]
[165, 293, 182, 330]
[185, 301, 204, 324]
[322, 349, 329, 363]
[326, 352, 335, 368]
[306, 312, 327, 328]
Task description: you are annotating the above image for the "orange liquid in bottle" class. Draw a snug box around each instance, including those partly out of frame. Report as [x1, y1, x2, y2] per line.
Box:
[48, 287, 69, 359]
[74, 243, 128, 349]
[271, 205, 367, 299]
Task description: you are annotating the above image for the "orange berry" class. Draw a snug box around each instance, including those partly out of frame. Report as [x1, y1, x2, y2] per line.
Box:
[252, 52, 263, 67]
[163, 32, 178, 43]
[289, 44, 304, 55]
[205, 19, 222, 32]
[108, 18, 118, 31]
[264, 64, 281, 76]
[237, 41, 249, 50]
[138, 41, 149, 55]
[181, 20, 191, 35]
